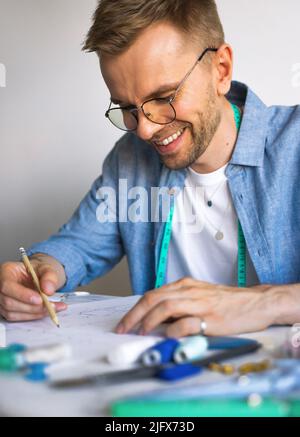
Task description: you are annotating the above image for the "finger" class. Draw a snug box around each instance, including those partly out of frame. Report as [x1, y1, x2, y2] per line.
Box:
[0, 304, 47, 322]
[0, 294, 45, 314]
[166, 316, 205, 338]
[116, 290, 185, 334]
[139, 299, 205, 335]
[0, 294, 67, 315]
[54, 302, 68, 312]
[116, 286, 211, 335]
[158, 277, 199, 292]
[115, 278, 213, 335]
[35, 265, 60, 296]
[0, 302, 67, 322]
[1, 280, 43, 305]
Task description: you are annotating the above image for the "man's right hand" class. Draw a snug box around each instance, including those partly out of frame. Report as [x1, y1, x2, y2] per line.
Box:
[0, 253, 68, 322]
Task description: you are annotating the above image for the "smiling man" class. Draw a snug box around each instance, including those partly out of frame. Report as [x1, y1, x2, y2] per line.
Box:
[0, 0, 300, 337]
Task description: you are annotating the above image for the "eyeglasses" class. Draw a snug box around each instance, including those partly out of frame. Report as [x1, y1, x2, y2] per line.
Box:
[105, 47, 218, 132]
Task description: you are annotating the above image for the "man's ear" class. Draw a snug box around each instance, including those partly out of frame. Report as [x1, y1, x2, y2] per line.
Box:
[213, 44, 234, 97]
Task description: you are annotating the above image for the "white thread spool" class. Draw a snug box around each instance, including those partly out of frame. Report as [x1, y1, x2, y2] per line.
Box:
[173, 336, 208, 364]
[23, 343, 72, 365]
[106, 337, 161, 366]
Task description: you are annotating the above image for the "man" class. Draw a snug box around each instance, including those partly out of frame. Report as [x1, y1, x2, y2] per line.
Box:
[0, 0, 299, 337]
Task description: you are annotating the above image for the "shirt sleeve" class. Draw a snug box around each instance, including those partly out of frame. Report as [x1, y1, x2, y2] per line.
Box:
[27, 143, 124, 292]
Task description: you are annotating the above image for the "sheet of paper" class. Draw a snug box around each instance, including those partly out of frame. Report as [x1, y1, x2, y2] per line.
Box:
[4, 295, 164, 380]
[0, 295, 167, 416]
[5, 296, 148, 359]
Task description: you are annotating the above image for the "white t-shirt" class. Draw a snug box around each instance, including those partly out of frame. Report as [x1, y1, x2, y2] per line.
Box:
[166, 164, 259, 286]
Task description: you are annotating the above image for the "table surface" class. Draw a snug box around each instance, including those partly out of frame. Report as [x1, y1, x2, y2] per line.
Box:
[0, 295, 290, 417]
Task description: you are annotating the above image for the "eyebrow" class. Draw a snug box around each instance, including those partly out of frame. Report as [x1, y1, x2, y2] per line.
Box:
[111, 82, 180, 105]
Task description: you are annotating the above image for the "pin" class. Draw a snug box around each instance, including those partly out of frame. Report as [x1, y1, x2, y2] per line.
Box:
[238, 360, 271, 375]
[208, 362, 235, 375]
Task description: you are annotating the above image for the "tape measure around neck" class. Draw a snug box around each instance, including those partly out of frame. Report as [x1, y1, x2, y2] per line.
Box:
[155, 199, 175, 289]
[155, 103, 246, 289]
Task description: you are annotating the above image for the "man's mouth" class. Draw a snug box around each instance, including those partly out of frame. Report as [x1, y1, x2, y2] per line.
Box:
[153, 127, 187, 155]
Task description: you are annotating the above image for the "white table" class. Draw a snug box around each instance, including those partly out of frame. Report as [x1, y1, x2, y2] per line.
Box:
[0, 294, 290, 417]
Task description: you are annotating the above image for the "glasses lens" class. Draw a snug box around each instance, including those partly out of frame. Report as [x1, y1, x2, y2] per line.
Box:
[143, 99, 176, 124]
[108, 108, 137, 131]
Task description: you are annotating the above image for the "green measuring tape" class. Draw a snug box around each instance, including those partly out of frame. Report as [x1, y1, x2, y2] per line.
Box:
[155, 103, 247, 289]
[155, 201, 175, 289]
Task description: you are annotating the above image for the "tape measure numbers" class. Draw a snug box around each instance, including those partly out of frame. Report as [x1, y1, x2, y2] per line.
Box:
[155, 203, 175, 289]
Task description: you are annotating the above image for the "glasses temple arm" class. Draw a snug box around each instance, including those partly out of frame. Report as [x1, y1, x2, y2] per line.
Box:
[171, 47, 218, 102]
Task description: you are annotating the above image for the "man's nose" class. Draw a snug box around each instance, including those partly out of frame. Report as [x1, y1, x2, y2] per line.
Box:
[135, 112, 162, 143]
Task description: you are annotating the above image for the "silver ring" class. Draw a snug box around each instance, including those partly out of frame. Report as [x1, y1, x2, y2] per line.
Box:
[199, 318, 207, 336]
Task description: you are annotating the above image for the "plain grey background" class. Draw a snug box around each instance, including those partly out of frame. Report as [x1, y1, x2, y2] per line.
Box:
[0, 0, 300, 296]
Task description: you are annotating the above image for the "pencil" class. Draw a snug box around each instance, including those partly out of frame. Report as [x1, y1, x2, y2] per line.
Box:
[19, 247, 60, 328]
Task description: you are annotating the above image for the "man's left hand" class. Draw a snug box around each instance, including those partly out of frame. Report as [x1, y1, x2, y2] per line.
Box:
[116, 277, 275, 338]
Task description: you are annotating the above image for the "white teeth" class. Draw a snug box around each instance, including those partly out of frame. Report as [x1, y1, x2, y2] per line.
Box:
[156, 129, 184, 146]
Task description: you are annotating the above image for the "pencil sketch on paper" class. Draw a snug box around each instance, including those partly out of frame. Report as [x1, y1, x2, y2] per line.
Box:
[4, 296, 142, 361]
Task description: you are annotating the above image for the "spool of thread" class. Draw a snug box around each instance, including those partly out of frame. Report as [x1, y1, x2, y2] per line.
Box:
[141, 338, 180, 366]
[106, 337, 162, 366]
[284, 327, 300, 359]
[25, 363, 49, 382]
[173, 336, 208, 364]
[0, 343, 72, 372]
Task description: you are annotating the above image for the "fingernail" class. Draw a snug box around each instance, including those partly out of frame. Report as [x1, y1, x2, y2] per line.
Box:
[31, 295, 42, 305]
[115, 323, 124, 334]
[43, 281, 56, 294]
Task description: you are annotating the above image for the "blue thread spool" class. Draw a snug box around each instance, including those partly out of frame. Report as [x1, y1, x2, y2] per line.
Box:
[141, 339, 180, 366]
[173, 336, 208, 364]
[25, 363, 49, 382]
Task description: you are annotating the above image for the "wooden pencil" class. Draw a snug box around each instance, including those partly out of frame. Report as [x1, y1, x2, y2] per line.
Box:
[19, 247, 60, 328]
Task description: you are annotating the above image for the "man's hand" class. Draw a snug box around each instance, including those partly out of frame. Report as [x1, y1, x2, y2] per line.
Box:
[0, 253, 67, 322]
[116, 277, 277, 338]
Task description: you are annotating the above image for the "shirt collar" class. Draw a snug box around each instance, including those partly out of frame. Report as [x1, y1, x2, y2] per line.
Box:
[227, 81, 269, 168]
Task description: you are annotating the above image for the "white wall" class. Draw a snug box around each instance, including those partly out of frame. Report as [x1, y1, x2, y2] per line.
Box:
[0, 0, 299, 295]
[217, 0, 300, 105]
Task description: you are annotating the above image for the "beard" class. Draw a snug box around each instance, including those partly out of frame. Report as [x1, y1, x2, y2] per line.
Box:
[161, 83, 221, 171]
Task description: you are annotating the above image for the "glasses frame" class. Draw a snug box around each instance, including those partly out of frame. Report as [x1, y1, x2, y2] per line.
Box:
[105, 47, 218, 132]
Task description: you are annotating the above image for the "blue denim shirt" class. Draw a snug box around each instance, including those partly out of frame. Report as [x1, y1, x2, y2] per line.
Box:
[28, 81, 300, 294]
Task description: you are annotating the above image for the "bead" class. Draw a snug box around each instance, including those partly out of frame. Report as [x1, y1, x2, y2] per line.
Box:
[208, 363, 223, 372]
[215, 231, 224, 241]
[221, 364, 235, 375]
[207, 201, 213, 207]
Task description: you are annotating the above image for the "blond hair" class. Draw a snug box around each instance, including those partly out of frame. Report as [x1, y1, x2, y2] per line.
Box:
[83, 0, 225, 56]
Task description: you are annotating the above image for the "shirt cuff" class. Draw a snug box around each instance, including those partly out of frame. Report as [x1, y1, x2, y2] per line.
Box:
[26, 241, 87, 292]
